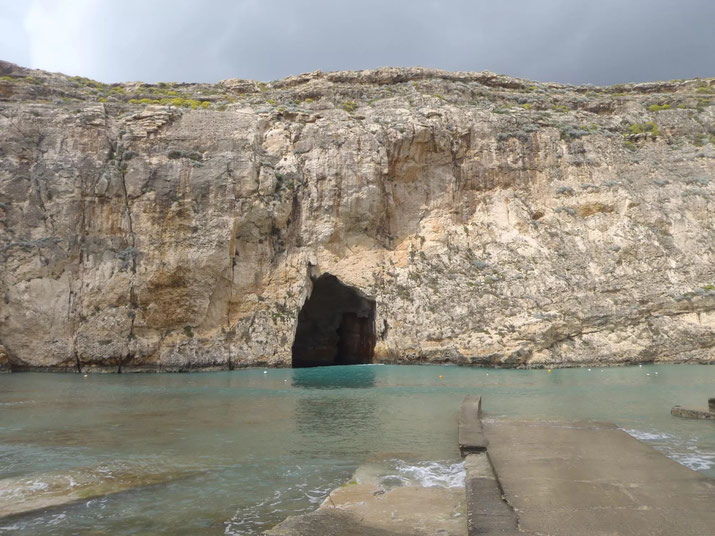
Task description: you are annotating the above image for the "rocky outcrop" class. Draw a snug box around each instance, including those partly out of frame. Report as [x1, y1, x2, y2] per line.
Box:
[0, 61, 713, 371]
[0, 344, 10, 372]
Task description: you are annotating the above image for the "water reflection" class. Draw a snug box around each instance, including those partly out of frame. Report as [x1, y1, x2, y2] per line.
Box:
[294, 396, 379, 437]
[290, 366, 380, 457]
[291, 365, 377, 389]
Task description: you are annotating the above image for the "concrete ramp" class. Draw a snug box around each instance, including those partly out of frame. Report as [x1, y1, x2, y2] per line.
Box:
[484, 419, 715, 536]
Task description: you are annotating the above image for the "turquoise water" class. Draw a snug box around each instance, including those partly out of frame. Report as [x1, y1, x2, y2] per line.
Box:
[0, 364, 713, 535]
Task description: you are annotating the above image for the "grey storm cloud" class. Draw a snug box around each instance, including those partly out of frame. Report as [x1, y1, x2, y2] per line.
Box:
[1, 0, 713, 85]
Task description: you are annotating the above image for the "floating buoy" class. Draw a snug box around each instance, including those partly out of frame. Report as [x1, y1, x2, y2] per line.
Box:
[263, 370, 267, 374]
[639, 364, 643, 368]
[654, 372, 659, 375]
[83, 374, 88, 378]
[438, 375, 443, 379]
[588, 368, 591, 371]
[646, 373, 651, 376]
[547, 369, 552, 373]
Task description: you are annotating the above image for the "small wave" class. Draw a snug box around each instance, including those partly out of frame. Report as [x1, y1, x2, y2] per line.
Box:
[47, 513, 67, 526]
[671, 453, 715, 472]
[393, 460, 465, 489]
[623, 429, 715, 473]
[0, 478, 49, 500]
[622, 429, 673, 441]
[223, 483, 334, 535]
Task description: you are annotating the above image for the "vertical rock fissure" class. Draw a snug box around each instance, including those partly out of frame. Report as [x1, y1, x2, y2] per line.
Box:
[116, 137, 138, 372]
[70, 154, 89, 374]
[291, 273, 376, 368]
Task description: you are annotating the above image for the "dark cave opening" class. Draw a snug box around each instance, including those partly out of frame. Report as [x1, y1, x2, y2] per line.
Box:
[291, 273, 376, 368]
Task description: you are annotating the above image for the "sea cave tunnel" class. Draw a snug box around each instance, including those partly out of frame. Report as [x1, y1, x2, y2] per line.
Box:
[291, 273, 376, 368]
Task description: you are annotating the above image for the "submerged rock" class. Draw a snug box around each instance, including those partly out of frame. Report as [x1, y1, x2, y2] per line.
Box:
[0, 462, 198, 519]
[266, 462, 466, 536]
[0, 61, 713, 370]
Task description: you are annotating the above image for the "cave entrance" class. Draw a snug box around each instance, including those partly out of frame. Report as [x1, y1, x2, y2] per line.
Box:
[291, 273, 376, 368]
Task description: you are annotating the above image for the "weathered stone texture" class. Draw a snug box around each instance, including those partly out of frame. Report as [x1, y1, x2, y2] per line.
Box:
[0, 61, 713, 371]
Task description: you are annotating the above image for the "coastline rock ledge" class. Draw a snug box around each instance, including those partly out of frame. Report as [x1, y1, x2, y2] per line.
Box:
[0, 61, 714, 371]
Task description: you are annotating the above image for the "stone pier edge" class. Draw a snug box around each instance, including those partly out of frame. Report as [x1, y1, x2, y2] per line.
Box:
[459, 395, 521, 536]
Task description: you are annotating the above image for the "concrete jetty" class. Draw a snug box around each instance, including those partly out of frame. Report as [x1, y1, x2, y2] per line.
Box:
[671, 397, 715, 419]
[482, 419, 715, 536]
[458, 394, 488, 455]
[268, 397, 714, 535]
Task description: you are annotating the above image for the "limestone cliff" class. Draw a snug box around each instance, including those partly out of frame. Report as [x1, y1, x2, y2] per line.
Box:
[0, 60, 713, 371]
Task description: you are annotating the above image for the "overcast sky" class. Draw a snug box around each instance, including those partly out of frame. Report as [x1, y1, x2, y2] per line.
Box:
[1, 0, 713, 85]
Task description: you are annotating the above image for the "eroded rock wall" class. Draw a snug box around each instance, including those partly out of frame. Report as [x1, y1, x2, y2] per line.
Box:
[0, 61, 713, 370]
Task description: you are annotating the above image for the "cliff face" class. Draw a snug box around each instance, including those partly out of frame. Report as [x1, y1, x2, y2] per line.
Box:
[0, 61, 713, 371]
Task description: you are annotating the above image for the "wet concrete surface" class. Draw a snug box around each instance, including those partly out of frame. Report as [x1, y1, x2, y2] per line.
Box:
[463, 453, 518, 535]
[484, 419, 715, 536]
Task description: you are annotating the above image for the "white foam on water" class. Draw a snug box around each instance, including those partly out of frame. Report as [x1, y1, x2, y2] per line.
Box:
[0, 401, 29, 407]
[623, 428, 715, 473]
[305, 488, 330, 504]
[223, 475, 335, 535]
[671, 453, 715, 472]
[622, 428, 673, 441]
[47, 513, 66, 526]
[392, 460, 466, 489]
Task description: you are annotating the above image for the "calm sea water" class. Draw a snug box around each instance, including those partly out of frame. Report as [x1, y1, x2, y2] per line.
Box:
[0, 364, 713, 535]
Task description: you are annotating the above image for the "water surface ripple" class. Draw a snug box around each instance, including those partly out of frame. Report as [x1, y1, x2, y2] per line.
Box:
[0, 364, 713, 535]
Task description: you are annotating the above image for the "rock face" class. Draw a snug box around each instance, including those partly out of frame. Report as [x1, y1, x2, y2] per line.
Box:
[0, 344, 10, 372]
[0, 61, 714, 371]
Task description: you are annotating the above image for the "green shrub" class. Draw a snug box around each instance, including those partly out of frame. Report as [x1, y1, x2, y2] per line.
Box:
[70, 75, 104, 89]
[559, 125, 590, 140]
[692, 133, 715, 146]
[648, 104, 671, 112]
[626, 121, 660, 137]
[168, 149, 203, 161]
[168, 97, 204, 109]
[0, 75, 43, 85]
[624, 140, 637, 152]
[696, 97, 712, 111]
[342, 101, 358, 112]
